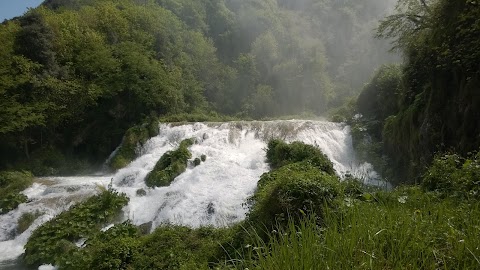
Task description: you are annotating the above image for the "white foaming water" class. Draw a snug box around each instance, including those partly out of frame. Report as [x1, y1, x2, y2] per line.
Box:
[0, 120, 383, 264]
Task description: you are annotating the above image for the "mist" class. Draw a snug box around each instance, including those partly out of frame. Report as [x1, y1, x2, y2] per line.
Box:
[212, 0, 401, 115]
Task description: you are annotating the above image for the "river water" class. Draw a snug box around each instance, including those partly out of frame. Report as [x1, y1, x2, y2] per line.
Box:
[0, 120, 384, 267]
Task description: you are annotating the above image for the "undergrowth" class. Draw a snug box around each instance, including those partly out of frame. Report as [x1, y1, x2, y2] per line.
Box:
[238, 187, 480, 270]
[0, 171, 33, 214]
[24, 189, 129, 267]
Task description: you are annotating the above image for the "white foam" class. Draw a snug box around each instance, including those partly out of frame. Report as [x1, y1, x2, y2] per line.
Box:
[0, 120, 384, 263]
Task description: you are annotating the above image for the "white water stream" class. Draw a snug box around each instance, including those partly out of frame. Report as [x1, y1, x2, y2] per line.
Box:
[0, 120, 384, 266]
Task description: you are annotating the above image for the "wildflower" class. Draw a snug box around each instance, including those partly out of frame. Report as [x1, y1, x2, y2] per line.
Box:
[397, 196, 407, 204]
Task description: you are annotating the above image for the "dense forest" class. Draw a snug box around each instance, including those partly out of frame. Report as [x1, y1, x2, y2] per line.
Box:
[0, 0, 397, 174]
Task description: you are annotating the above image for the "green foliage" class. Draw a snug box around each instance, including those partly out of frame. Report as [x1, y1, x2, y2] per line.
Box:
[158, 112, 239, 123]
[266, 139, 335, 175]
[145, 139, 193, 187]
[373, 0, 480, 182]
[17, 146, 92, 176]
[0, 171, 33, 214]
[39, 218, 235, 269]
[0, 0, 400, 172]
[350, 64, 403, 178]
[57, 222, 140, 270]
[240, 186, 480, 270]
[17, 211, 42, 234]
[200, 154, 207, 162]
[24, 189, 129, 267]
[357, 64, 402, 123]
[133, 226, 229, 269]
[0, 193, 28, 215]
[423, 151, 480, 199]
[248, 162, 341, 230]
[340, 176, 367, 198]
[108, 126, 150, 170]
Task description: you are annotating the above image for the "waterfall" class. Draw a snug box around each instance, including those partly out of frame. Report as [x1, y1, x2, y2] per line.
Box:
[0, 120, 384, 264]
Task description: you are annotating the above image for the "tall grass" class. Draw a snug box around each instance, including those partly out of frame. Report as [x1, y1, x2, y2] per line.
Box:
[240, 187, 480, 270]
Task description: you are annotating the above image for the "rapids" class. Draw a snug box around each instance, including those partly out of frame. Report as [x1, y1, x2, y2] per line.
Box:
[0, 120, 385, 265]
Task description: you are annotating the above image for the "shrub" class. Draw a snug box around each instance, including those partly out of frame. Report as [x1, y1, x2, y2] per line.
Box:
[58, 222, 140, 270]
[24, 190, 129, 267]
[422, 151, 480, 199]
[200, 154, 207, 162]
[0, 171, 33, 214]
[133, 226, 228, 270]
[145, 139, 194, 187]
[248, 162, 341, 230]
[266, 140, 335, 175]
[340, 176, 367, 198]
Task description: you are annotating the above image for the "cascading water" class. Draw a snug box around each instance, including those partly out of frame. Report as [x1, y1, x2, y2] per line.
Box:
[0, 120, 385, 266]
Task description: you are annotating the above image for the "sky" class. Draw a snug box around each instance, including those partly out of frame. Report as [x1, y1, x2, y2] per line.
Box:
[0, 0, 44, 22]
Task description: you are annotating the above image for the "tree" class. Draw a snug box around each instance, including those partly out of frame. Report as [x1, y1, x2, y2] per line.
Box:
[376, 0, 433, 51]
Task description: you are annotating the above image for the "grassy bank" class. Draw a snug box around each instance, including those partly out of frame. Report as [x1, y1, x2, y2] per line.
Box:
[238, 187, 480, 269]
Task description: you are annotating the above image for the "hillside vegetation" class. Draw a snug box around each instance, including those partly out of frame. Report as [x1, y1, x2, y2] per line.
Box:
[0, 0, 396, 174]
[352, 0, 480, 183]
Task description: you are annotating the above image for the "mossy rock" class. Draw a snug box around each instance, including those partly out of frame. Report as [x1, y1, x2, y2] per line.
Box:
[136, 189, 147, 197]
[17, 211, 42, 234]
[248, 162, 341, 230]
[145, 139, 193, 187]
[108, 116, 159, 170]
[193, 158, 201, 166]
[266, 139, 335, 175]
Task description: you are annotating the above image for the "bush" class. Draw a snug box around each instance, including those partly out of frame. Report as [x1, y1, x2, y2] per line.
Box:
[145, 139, 194, 187]
[248, 162, 341, 230]
[200, 154, 207, 162]
[133, 226, 229, 270]
[0, 171, 33, 214]
[24, 190, 129, 267]
[58, 222, 140, 270]
[266, 140, 335, 175]
[422, 151, 480, 199]
[340, 176, 367, 198]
